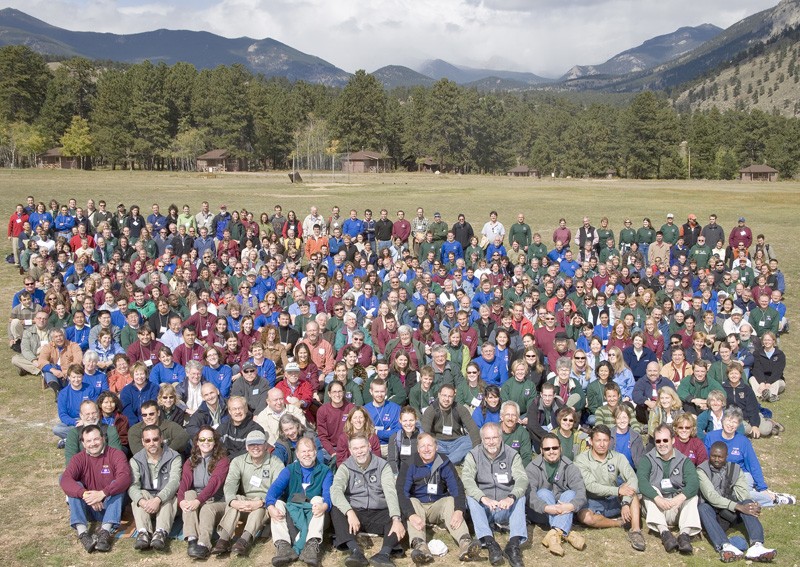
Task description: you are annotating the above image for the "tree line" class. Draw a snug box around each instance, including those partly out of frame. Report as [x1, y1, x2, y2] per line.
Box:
[1, 45, 798, 178]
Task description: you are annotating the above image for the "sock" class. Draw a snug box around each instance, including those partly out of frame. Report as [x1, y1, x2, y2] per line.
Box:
[508, 536, 523, 547]
[75, 524, 88, 536]
[101, 523, 113, 533]
[346, 541, 359, 552]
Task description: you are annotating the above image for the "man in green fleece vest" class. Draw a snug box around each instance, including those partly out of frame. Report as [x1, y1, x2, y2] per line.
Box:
[636, 424, 700, 555]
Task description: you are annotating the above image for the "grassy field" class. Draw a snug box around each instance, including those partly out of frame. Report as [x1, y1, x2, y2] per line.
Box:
[0, 169, 798, 566]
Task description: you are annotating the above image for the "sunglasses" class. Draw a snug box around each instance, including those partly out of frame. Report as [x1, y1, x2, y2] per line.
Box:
[141, 411, 157, 417]
[541, 446, 560, 452]
[160, 395, 175, 400]
[654, 438, 671, 444]
[143, 437, 161, 444]
[574, 356, 586, 360]
[243, 369, 256, 374]
[197, 437, 215, 443]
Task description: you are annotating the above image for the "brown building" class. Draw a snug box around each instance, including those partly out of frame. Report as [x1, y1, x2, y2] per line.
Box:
[196, 150, 246, 172]
[38, 147, 78, 169]
[342, 150, 390, 173]
[508, 165, 540, 178]
[740, 164, 778, 182]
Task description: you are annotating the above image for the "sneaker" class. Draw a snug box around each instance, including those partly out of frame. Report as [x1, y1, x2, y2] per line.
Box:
[774, 493, 796, 505]
[231, 536, 252, 557]
[150, 530, 167, 551]
[134, 531, 151, 551]
[772, 421, 785, 434]
[410, 539, 434, 565]
[564, 530, 586, 551]
[745, 542, 777, 562]
[95, 529, 113, 552]
[299, 538, 322, 567]
[504, 542, 523, 567]
[56, 438, 66, 449]
[210, 538, 231, 556]
[78, 532, 96, 553]
[368, 552, 395, 567]
[628, 530, 646, 552]
[768, 393, 779, 403]
[345, 547, 370, 567]
[661, 531, 679, 553]
[458, 536, 482, 561]
[486, 539, 505, 566]
[677, 532, 693, 555]
[719, 543, 744, 563]
[272, 540, 299, 566]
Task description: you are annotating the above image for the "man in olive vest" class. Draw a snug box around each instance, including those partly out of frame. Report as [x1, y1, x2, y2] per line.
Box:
[463, 423, 528, 567]
[636, 424, 700, 555]
[697, 441, 777, 563]
[331, 434, 405, 567]
[129, 425, 183, 551]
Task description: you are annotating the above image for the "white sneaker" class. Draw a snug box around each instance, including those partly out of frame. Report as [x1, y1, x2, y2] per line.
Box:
[745, 542, 777, 562]
[719, 543, 743, 562]
[773, 492, 796, 505]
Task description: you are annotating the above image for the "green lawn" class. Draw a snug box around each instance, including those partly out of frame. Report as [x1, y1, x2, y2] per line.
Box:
[1, 169, 798, 566]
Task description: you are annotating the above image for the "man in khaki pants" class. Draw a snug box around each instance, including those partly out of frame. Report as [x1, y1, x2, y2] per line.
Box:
[129, 425, 182, 551]
[397, 433, 481, 565]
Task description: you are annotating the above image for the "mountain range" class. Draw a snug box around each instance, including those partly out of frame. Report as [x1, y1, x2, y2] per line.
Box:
[1, 1, 799, 94]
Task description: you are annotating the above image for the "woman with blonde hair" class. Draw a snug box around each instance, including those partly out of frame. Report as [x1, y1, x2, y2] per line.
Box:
[335, 406, 381, 465]
[607, 346, 634, 402]
[672, 413, 707, 466]
[646, 387, 682, 438]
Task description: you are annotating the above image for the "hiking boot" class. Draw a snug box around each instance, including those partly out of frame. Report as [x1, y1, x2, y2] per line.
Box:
[345, 547, 370, 567]
[661, 531, 679, 553]
[745, 542, 777, 562]
[210, 538, 231, 556]
[78, 532, 96, 553]
[719, 543, 744, 563]
[231, 536, 252, 557]
[504, 542, 523, 567]
[458, 536, 482, 561]
[410, 538, 434, 565]
[368, 551, 395, 567]
[677, 532, 693, 555]
[299, 538, 322, 567]
[272, 540, 299, 566]
[542, 529, 564, 556]
[564, 530, 586, 551]
[150, 530, 167, 551]
[95, 529, 113, 552]
[188, 540, 211, 559]
[486, 539, 505, 566]
[628, 530, 646, 552]
[134, 531, 151, 551]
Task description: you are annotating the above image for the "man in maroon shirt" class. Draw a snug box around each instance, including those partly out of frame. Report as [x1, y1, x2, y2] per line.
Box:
[391, 210, 411, 248]
[127, 325, 164, 368]
[315, 381, 354, 464]
[173, 327, 205, 366]
[61, 425, 132, 553]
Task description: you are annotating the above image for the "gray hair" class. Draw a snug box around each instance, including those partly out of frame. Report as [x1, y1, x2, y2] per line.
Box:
[480, 422, 501, 439]
[185, 360, 203, 374]
[722, 406, 744, 424]
[83, 350, 99, 364]
[556, 356, 572, 371]
[500, 400, 520, 416]
[398, 324, 412, 335]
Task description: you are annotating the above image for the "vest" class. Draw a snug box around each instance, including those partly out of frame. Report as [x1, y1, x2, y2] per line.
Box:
[286, 460, 329, 503]
[698, 460, 740, 502]
[344, 455, 389, 511]
[647, 450, 688, 496]
[468, 444, 517, 501]
[133, 446, 180, 492]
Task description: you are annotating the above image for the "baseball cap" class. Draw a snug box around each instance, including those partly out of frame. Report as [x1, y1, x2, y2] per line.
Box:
[285, 362, 300, 373]
[242, 361, 257, 372]
[666, 213, 674, 218]
[245, 431, 267, 446]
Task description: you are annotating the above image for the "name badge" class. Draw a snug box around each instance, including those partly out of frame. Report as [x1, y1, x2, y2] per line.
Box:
[427, 483, 438, 495]
[201, 330, 209, 337]
[24, 319, 32, 325]
[660, 478, 673, 491]
[442, 425, 453, 435]
[400, 444, 412, 456]
[375, 425, 384, 432]
[16, 218, 21, 224]
[759, 321, 765, 327]
[252, 388, 259, 395]
[470, 397, 482, 407]
[495, 473, 510, 484]
[318, 348, 326, 355]
[249, 475, 262, 488]
[40, 339, 49, 345]
[159, 326, 167, 334]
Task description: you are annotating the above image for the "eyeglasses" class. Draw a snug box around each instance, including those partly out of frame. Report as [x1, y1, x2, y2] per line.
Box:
[541, 446, 560, 452]
[143, 437, 161, 444]
[466, 370, 479, 374]
[654, 438, 671, 444]
[353, 338, 363, 341]
[561, 418, 575, 422]
[197, 437, 214, 443]
[243, 369, 256, 374]
[574, 356, 586, 360]
[141, 411, 157, 417]
[675, 426, 692, 430]
[160, 395, 175, 400]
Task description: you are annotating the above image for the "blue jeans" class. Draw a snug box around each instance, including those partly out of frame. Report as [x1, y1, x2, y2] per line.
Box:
[743, 472, 774, 508]
[698, 500, 764, 549]
[467, 495, 528, 542]
[43, 370, 64, 387]
[68, 492, 124, 528]
[52, 423, 73, 439]
[529, 489, 577, 534]
[436, 436, 473, 465]
[587, 496, 622, 518]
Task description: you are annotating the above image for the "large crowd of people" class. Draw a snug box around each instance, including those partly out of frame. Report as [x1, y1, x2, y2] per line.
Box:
[7, 196, 792, 563]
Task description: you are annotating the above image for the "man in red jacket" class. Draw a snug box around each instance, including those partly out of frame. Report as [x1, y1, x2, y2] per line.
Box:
[61, 425, 132, 553]
[7, 203, 28, 266]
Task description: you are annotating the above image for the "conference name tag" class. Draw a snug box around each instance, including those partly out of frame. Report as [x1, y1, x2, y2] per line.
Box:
[495, 473, 510, 484]
[442, 426, 453, 436]
[400, 445, 411, 456]
[249, 475, 262, 488]
[427, 483, 438, 495]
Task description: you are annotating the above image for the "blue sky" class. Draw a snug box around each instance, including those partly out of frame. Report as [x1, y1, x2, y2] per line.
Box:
[3, 0, 780, 77]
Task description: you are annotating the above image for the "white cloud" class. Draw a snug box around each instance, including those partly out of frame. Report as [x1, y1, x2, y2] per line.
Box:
[1, 0, 780, 77]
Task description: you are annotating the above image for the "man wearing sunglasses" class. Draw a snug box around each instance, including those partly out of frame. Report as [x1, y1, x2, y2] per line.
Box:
[129, 425, 182, 552]
[527, 433, 587, 556]
[128, 400, 190, 456]
[636, 424, 700, 555]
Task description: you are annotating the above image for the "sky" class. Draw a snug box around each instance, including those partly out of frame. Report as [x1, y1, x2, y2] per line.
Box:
[3, 0, 781, 77]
